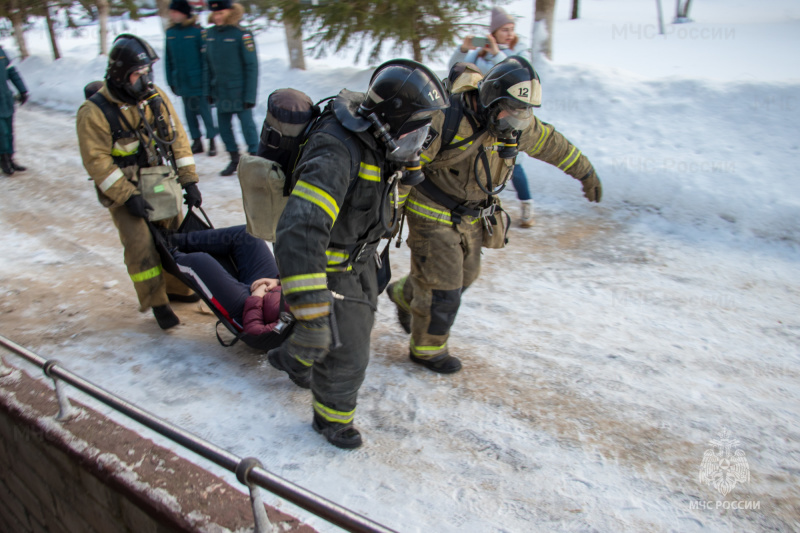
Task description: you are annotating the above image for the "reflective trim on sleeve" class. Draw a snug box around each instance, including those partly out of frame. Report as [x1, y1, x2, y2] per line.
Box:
[175, 156, 196, 168]
[130, 264, 163, 283]
[99, 168, 125, 192]
[291, 180, 340, 223]
[357, 162, 381, 182]
[313, 400, 355, 424]
[390, 189, 409, 208]
[281, 273, 328, 295]
[559, 148, 582, 172]
[325, 249, 353, 272]
[410, 338, 448, 359]
[528, 123, 553, 156]
[290, 301, 331, 320]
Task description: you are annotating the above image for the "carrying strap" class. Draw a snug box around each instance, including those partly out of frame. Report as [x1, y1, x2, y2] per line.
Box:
[89, 92, 145, 169]
[440, 93, 486, 151]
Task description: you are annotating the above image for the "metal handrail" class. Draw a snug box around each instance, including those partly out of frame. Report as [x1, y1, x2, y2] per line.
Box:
[0, 334, 395, 533]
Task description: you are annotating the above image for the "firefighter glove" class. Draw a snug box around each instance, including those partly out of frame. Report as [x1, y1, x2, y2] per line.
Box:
[124, 194, 153, 219]
[182, 182, 202, 207]
[284, 316, 331, 364]
[579, 169, 602, 203]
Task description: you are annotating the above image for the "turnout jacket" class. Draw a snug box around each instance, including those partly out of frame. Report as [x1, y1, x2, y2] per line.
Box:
[411, 92, 594, 220]
[274, 96, 395, 320]
[165, 16, 208, 98]
[0, 45, 26, 118]
[76, 84, 198, 207]
[205, 3, 258, 112]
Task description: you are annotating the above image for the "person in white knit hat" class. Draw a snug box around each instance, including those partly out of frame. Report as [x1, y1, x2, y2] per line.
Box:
[449, 6, 536, 228]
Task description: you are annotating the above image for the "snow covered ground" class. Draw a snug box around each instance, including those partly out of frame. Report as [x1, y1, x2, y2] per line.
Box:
[1, 1, 799, 531]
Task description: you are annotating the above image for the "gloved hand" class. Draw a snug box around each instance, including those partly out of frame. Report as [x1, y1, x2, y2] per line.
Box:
[124, 194, 153, 219]
[182, 182, 202, 207]
[18, 92, 28, 105]
[244, 102, 255, 109]
[283, 316, 331, 364]
[579, 169, 602, 203]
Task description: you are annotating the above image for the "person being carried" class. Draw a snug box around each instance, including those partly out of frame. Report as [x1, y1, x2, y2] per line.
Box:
[168, 224, 288, 339]
[449, 6, 535, 227]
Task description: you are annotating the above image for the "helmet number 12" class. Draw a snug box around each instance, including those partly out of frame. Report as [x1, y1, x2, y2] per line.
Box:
[428, 90, 440, 102]
[518, 87, 529, 98]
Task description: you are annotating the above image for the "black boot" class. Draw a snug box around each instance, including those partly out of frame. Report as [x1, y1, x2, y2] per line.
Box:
[208, 138, 217, 157]
[191, 139, 203, 154]
[410, 352, 462, 374]
[152, 304, 180, 330]
[9, 157, 25, 172]
[220, 151, 240, 176]
[313, 414, 363, 449]
[167, 292, 201, 303]
[267, 347, 311, 389]
[1, 154, 14, 176]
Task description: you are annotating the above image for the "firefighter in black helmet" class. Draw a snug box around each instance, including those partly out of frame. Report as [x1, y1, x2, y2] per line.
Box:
[76, 34, 203, 330]
[267, 59, 448, 449]
[388, 56, 602, 374]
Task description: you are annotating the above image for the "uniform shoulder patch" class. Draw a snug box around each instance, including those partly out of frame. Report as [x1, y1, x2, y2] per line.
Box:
[422, 128, 439, 150]
[243, 32, 255, 52]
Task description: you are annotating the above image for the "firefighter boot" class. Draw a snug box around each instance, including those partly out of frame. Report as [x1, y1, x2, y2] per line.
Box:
[191, 138, 203, 154]
[220, 151, 240, 176]
[1, 154, 14, 176]
[152, 304, 180, 330]
[410, 352, 462, 374]
[387, 281, 411, 334]
[208, 138, 217, 157]
[267, 347, 311, 389]
[313, 413, 363, 449]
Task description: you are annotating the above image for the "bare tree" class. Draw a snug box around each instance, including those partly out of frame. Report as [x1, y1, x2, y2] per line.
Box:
[571, 0, 579, 20]
[97, 0, 109, 54]
[156, 0, 170, 31]
[7, 0, 29, 59]
[44, 2, 61, 59]
[282, 1, 305, 70]
[533, 0, 555, 60]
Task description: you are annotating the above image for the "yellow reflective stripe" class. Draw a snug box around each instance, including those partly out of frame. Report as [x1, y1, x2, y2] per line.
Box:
[175, 156, 195, 168]
[529, 124, 552, 156]
[282, 273, 328, 295]
[451, 134, 474, 151]
[325, 248, 353, 272]
[357, 162, 381, 182]
[420, 153, 433, 164]
[390, 189, 409, 208]
[295, 355, 313, 367]
[410, 338, 448, 358]
[99, 168, 125, 192]
[561, 149, 582, 172]
[292, 181, 340, 222]
[111, 139, 140, 158]
[290, 301, 331, 320]
[391, 277, 410, 311]
[325, 265, 353, 272]
[406, 199, 481, 225]
[557, 147, 578, 170]
[313, 400, 355, 424]
[130, 264, 162, 283]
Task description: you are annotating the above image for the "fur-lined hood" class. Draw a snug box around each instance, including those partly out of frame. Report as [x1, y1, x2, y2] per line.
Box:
[168, 15, 198, 29]
[209, 3, 244, 27]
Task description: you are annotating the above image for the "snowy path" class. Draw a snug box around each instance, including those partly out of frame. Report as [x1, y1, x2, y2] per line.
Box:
[1, 105, 799, 532]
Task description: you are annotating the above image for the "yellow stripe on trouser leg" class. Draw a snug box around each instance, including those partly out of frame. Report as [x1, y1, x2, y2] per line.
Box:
[130, 265, 162, 283]
[410, 338, 448, 360]
[313, 400, 355, 424]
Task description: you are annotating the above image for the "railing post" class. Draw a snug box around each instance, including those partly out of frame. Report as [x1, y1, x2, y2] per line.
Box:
[236, 457, 273, 533]
[43, 360, 78, 421]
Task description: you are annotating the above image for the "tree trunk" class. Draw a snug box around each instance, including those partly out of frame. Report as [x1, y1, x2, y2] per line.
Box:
[97, 0, 109, 55]
[681, 0, 693, 18]
[571, 0, 579, 20]
[45, 3, 61, 60]
[283, 10, 306, 70]
[156, 0, 171, 31]
[533, 0, 556, 61]
[9, 0, 29, 60]
[411, 37, 422, 62]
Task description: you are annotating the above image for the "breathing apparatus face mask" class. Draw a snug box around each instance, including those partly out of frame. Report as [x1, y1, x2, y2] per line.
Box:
[127, 67, 156, 102]
[487, 101, 534, 158]
[366, 109, 433, 186]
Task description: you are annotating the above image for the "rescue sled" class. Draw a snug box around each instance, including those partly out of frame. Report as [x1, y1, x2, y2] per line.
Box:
[149, 207, 294, 351]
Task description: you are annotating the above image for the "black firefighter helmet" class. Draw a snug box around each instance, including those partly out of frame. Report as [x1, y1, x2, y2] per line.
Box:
[478, 56, 541, 138]
[106, 34, 159, 104]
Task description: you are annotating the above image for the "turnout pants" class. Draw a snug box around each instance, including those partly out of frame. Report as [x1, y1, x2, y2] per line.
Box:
[183, 96, 218, 141]
[217, 108, 259, 155]
[108, 205, 194, 311]
[172, 225, 278, 323]
[312, 259, 378, 425]
[0, 115, 14, 154]
[399, 211, 483, 360]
